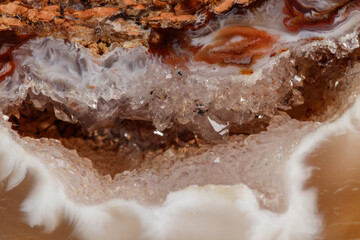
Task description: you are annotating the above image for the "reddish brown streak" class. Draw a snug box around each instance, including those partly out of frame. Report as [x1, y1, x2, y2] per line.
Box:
[0, 52, 15, 83]
[0, 31, 34, 83]
[148, 28, 192, 66]
[283, 0, 352, 32]
[194, 26, 278, 66]
[149, 26, 278, 68]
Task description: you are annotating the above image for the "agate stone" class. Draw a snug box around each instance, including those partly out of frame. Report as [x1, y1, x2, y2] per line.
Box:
[1, 0, 360, 239]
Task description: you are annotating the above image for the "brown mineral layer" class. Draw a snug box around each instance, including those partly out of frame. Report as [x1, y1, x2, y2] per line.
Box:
[0, 0, 255, 53]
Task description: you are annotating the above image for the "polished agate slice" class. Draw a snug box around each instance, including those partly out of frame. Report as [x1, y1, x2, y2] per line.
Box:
[1, 0, 360, 239]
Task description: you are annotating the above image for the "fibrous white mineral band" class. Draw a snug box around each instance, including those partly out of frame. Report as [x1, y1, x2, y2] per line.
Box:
[1, 0, 360, 238]
[1, 91, 360, 239]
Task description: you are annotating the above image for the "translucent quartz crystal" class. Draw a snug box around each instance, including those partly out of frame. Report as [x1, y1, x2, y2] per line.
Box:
[0, 112, 313, 208]
[0, 0, 359, 139]
[1, 30, 358, 135]
[1, 0, 360, 239]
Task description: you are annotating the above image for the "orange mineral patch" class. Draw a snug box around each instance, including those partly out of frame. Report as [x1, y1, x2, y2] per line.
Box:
[149, 26, 277, 68]
[0, 31, 34, 83]
[283, 0, 353, 32]
[194, 26, 278, 66]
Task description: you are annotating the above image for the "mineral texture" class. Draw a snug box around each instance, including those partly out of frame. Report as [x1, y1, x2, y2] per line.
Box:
[1, 0, 360, 240]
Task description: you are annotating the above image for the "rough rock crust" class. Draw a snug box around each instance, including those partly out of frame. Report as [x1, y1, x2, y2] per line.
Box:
[0, 0, 256, 53]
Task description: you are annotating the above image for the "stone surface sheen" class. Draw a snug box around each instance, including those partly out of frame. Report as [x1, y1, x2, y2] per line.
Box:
[1, 0, 360, 240]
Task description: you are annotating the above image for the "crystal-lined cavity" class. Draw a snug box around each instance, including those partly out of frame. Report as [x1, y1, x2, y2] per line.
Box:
[1, 0, 360, 239]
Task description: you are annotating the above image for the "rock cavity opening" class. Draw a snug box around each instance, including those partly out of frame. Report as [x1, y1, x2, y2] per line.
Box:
[4, 97, 301, 208]
[9, 99, 199, 178]
[286, 50, 359, 121]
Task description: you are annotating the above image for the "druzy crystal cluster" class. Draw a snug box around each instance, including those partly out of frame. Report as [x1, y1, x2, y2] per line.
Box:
[1, 0, 360, 239]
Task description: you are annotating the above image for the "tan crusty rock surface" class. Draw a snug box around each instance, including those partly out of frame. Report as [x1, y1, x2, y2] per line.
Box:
[0, 0, 255, 53]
